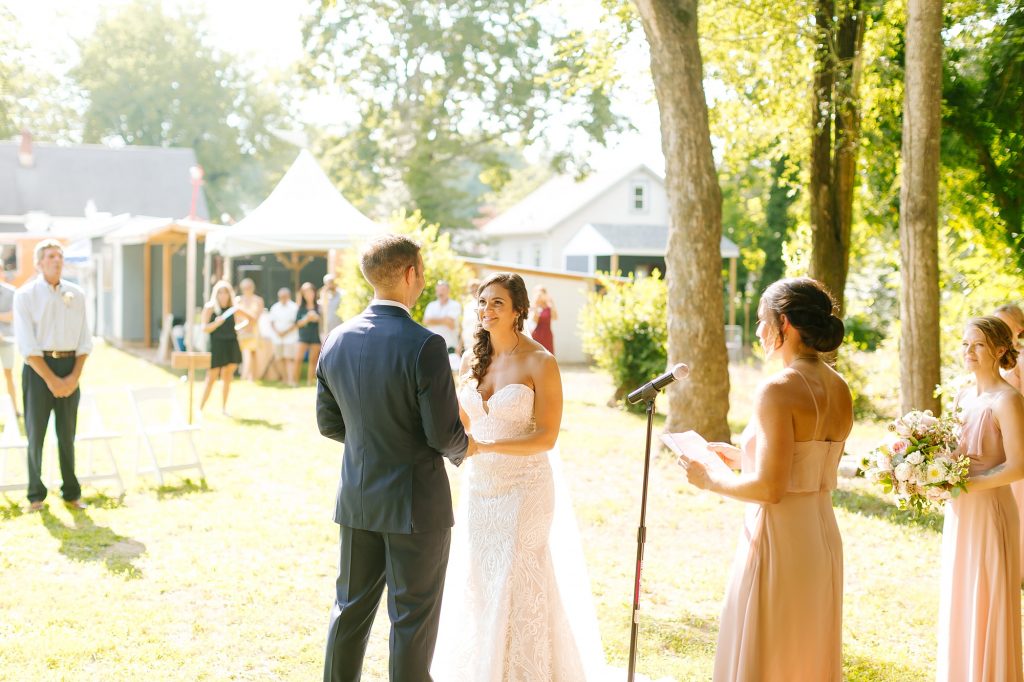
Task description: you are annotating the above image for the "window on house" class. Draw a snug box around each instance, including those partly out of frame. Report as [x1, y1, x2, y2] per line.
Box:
[565, 255, 589, 273]
[631, 182, 648, 212]
[531, 243, 542, 267]
[1, 245, 17, 275]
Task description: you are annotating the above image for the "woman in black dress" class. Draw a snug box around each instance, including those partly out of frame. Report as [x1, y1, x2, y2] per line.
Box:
[292, 281, 322, 386]
[200, 280, 256, 416]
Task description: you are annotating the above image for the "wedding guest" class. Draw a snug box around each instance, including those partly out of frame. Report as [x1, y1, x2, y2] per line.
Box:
[14, 239, 93, 512]
[0, 276, 21, 416]
[682, 277, 851, 681]
[423, 280, 461, 354]
[938, 317, 1024, 682]
[200, 280, 256, 416]
[268, 287, 299, 386]
[319, 273, 343, 340]
[235, 278, 264, 381]
[457, 278, 480, 357]
[994, 303, 1024, 392]
[530, 284, 557, 355]
[292, 281, 322, 386]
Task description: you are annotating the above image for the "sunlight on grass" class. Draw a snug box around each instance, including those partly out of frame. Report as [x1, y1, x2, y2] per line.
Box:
[0, 344, 971, 679]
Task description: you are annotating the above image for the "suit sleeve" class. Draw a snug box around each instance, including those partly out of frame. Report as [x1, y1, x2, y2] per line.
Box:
[316, 360, 346, 443]
[416, 334, 469, 465]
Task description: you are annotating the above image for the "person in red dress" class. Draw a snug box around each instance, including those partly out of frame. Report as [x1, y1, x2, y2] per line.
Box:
[530, 285, 557, 355]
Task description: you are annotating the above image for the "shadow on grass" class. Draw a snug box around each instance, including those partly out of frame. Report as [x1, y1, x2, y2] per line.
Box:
[833, 487, 944, 534]
[0, 496, 25, 520]
[40, 507, 145, 578]
[155, 478, 211, 500]
[229, 416, 283, 431]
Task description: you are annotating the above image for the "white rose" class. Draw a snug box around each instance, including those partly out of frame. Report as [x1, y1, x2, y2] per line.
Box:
[906, 452, 924, 466]
[894, 422, 913, 438]
[894, 462, 913, 482]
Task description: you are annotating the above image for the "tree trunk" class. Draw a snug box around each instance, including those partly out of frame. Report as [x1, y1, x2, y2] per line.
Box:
[634, 0, 730, 441]
[808, 0, 864, 312]
[899, 0, 943, 416]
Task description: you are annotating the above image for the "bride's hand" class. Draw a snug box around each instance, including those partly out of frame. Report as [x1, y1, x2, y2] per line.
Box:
[707, 441, 741, 468]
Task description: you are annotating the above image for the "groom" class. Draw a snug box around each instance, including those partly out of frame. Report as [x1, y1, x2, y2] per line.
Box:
[316, 234, 474, 682]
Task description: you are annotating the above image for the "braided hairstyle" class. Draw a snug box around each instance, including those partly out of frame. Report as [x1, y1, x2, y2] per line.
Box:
[759, 277, 845, 355]
[469, 273, 531, 386]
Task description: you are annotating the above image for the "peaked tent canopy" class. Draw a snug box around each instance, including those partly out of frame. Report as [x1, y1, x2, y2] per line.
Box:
[205, 150, 383, 257]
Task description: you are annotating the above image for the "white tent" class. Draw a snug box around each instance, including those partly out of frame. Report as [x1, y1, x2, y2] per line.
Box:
[205, 150, 383, 257]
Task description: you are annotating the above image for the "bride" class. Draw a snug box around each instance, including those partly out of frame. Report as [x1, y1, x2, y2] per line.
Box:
[431, 272, 606, 681]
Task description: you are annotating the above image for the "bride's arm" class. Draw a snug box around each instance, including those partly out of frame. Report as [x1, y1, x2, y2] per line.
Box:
[483, 353, 562, 456]
[685, 381, 794, 504]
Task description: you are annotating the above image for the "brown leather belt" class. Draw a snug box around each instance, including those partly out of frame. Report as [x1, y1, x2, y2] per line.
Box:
[42, 350, 76, 359]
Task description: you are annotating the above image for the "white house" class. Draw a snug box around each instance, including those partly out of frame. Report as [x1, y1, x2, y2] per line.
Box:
[481, 158, 739, 278]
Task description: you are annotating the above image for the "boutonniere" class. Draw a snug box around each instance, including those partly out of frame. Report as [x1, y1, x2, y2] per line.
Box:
[61, 291, 74, 307]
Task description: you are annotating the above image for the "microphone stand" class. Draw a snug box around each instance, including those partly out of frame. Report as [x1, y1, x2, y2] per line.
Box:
[627, 396, 656, 682]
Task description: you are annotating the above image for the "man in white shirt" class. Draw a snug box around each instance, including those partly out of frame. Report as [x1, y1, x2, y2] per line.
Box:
[268, 287, 299, 385]
[14, 239, 93, 512]
[422, 281, 461, 354]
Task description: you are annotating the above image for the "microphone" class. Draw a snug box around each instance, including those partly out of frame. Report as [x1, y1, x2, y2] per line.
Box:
[626, 363, 689, 404]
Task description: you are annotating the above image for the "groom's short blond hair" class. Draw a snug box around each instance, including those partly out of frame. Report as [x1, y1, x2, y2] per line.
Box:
[360, 235, 421, 289]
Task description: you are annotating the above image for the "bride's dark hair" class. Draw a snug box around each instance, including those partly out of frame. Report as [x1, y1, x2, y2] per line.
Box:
[469, 273, 531, 385]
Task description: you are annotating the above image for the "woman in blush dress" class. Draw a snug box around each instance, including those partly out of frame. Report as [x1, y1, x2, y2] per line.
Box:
[682, 278, 852, 682]
[529, 285, 557, 355]
[432, 272, 606, 681]
[993, 304, 1024, 579]
[938, 316, 1024, 682]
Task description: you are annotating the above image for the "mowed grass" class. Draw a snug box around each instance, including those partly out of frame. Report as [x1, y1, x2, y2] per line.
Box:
[0, 345, 951, 680]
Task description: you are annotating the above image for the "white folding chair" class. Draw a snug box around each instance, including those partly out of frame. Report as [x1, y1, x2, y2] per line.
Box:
[71, 391, 125, 496]
[0, 395, 28, 493]
[130, 386, 204, 485]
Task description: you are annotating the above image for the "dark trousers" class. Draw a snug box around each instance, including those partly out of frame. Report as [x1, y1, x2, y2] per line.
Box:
[23, 357, 80, 503]
[324, 525, 451, 682]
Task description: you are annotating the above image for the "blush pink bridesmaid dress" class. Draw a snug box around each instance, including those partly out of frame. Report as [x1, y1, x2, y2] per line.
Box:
[937, 390, 1023, 682]
[713, 371, 845, 681]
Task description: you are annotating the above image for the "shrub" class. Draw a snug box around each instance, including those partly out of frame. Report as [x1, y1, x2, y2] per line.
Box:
[336, 210, 472, 323]
[579, 272, 668, 412]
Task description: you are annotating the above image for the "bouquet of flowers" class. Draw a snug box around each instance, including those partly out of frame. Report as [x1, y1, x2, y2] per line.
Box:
[862, 409, 969, 514]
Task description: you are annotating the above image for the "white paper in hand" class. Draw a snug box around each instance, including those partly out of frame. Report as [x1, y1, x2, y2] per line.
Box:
[661, 430, 734, 477]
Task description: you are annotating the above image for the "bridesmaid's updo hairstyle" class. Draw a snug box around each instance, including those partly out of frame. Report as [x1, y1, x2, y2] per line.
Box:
[469, 273, 531, 385]
[967, 316, 1019, 370]
[759, 277, 845, 354]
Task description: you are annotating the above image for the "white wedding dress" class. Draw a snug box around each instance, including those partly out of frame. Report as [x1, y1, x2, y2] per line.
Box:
[431, 380, 607, 681]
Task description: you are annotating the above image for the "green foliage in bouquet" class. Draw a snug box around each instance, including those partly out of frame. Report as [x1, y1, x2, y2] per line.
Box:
[336, 210, 472, 324]
[579, 272, 668, 413]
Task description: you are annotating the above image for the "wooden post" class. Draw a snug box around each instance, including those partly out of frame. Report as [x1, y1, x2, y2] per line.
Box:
[172, 351, 212, 424]
[143, 243, 152, 347]
[610, 253, 620, 275]
[162, 243, 173, 325]
[186, 228, 198, 352]
[728, 257, 737, 327]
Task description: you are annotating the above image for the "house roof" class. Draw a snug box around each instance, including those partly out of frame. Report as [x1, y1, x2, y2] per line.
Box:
[0, 141, 209, 219]
[481, 160, 665, 237]
[205, 150, 382, 257]
[564, 223, 741, 259]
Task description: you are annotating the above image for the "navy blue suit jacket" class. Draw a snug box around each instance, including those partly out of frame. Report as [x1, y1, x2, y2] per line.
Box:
[316, 304, 468, 533]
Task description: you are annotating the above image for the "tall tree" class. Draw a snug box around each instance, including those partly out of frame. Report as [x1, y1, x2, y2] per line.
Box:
[944, 3, 1024, 269]
[633, 0, 730, 440]
[899, 0, 943, 415]
[808, 0, 866, 311]
[73, 0, 294, 220]
[303, 0, 624, 229]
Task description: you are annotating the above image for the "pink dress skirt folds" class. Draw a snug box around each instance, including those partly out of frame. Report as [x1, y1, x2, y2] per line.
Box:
[937, 390, 1023, 682]
[713, 373, 845, 682]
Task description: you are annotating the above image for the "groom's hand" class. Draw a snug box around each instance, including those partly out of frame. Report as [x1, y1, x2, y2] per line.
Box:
[465, 435, 479, 458]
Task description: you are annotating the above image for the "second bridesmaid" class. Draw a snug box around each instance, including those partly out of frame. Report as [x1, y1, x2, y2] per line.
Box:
[682, 277, 852, 682]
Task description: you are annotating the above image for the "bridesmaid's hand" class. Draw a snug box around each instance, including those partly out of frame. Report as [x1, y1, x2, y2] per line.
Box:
[678, 457, 713, 490]
[707, 441, 741, 468]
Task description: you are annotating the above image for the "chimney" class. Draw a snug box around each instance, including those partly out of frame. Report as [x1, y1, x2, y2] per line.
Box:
[18, 128, 33, 168]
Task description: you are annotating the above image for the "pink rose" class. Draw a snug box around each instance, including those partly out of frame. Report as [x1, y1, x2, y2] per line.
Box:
[891, 439, 910, 456]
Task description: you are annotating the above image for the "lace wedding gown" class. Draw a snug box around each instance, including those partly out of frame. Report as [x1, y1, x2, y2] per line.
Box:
[431, 381, 606, 681]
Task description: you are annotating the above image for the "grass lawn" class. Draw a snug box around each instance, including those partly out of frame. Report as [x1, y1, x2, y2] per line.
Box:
[0, 344, 958, 680]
